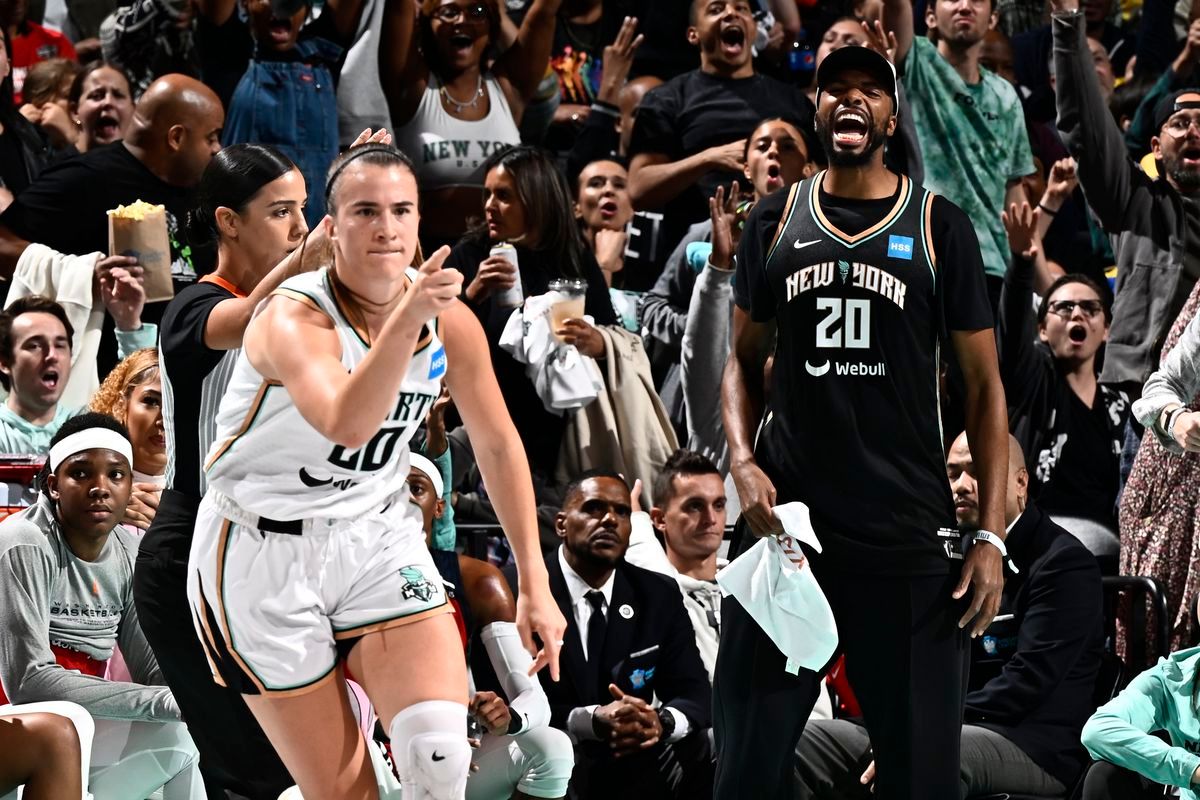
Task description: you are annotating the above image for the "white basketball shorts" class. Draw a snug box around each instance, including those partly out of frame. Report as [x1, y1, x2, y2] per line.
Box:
[186, 489, 449, 695]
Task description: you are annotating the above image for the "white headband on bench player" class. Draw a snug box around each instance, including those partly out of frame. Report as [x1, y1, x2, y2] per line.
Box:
[409, 453, 444, 497]
[49, 429, 134, 472]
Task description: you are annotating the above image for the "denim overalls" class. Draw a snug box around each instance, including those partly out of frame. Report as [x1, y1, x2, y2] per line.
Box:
[223, 35, 342, 226]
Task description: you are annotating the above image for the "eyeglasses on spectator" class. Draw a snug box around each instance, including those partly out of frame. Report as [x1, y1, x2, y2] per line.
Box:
[432, 2, 488, 22]
[1163, 116, 1200, 138]
[1047, 299, 1104, 319]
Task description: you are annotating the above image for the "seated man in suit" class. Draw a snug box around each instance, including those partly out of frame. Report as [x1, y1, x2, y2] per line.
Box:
[796, 433, 1104, 798]
[539, 470, 712, 800]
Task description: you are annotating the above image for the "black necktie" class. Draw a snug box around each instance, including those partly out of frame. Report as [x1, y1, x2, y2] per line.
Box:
[585, 590, 607, 700]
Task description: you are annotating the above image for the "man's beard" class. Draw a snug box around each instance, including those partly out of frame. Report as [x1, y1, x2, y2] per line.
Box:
[1167, 155, 1200, 194]
[816, 115, 888, 167]
[936, 19, 986, 49]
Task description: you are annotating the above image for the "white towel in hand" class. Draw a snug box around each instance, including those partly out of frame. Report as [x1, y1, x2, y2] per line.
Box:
[716, 501, 838, 674]
[499, 292, 603, 415]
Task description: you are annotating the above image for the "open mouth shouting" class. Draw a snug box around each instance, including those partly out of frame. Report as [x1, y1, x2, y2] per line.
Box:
[832, 108, 871, 149]
[448, 31, 476, 56]
[267, 17, 294, 45]
[1180, 142, 1200, 170]
[598, 198, 619, 220]
[39, 368, 60, 394]
[719, 23, 746, 58]
[94, 113, 123, 141]
[1067, 324, 1089, 344]
[764, 162, 783, 191]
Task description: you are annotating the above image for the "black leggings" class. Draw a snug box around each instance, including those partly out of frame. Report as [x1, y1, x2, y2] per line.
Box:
[713, 565, 969, 800]
[133, 490, 293, 800]
[1081, 760, 1165, 800]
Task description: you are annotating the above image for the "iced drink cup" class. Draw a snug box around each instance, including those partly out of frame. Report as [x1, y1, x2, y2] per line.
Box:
[548, 278, 587, 340]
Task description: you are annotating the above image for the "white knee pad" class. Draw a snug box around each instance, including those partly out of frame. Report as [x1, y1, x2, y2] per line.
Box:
[388, 700, 469, 800]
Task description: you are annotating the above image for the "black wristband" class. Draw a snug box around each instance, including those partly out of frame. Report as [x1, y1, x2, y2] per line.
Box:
[1037, 202, 1058, 217]
[590, 101, 621, 119]
[1164, 407, 1189, 440]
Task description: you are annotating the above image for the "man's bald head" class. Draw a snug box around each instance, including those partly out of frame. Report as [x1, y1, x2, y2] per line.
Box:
[125, 74, 224, 188]
[946, 432, 1028, 530]
[132, 75, 221, 131]
[618, 76, 662, 155]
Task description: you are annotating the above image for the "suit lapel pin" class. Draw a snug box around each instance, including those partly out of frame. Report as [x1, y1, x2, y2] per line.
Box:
[619, 604, 634, 619]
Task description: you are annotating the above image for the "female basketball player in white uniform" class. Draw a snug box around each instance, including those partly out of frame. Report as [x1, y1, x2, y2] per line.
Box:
[187, 144, 567, 800]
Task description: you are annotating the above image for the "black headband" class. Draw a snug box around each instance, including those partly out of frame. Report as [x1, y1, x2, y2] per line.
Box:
[324, 146, 402, 207]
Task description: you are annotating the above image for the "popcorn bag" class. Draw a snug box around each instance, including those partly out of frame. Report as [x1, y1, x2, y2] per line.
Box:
[107, 200, 175, 303]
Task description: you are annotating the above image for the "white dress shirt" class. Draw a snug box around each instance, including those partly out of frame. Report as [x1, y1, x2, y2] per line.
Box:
[558, 546, 614, 662]
[557, 546, 690, 743]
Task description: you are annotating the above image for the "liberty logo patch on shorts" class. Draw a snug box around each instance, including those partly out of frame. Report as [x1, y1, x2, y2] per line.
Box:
[428, 347, 447, 380]
[887, 235, 914, 261]
[399, 566, 437, 602]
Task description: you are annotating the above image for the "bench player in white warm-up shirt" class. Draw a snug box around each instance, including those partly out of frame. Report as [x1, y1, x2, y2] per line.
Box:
[186, 144, 567, 800]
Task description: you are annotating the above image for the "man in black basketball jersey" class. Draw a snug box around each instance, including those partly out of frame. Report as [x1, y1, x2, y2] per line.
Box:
[714, 46, 1009, 800]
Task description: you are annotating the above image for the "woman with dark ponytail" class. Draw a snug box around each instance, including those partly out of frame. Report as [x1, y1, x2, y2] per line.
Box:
[132, 140, 317, 799]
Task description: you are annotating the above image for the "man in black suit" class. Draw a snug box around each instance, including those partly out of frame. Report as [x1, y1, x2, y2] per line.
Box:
[539, 471, 712, 800]
[796, 433, 1104, 798]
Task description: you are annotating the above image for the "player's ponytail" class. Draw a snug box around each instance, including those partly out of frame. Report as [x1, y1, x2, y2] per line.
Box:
[185, 144, 298, 273]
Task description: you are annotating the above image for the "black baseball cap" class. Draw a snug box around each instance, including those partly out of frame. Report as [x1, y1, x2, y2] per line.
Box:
[816, 46, 898, 108]
[1154, 89, 1200, 132]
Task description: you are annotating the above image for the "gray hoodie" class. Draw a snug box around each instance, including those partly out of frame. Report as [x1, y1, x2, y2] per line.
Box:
[0, 494, 179, 721]
[1054, 10, 1200, 388]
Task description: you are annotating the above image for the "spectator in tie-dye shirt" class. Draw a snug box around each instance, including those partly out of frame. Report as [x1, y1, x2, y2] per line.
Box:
[884, 0, 1035, 310]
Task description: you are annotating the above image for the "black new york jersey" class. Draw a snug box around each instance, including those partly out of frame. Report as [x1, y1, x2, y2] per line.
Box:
[733, 172, 993, 574]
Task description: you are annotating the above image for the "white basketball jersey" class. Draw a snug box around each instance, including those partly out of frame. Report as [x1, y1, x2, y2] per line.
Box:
[204, 268, 447, 520]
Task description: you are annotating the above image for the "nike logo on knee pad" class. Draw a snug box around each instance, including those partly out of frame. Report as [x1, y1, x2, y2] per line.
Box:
[431, 752, 445, 762]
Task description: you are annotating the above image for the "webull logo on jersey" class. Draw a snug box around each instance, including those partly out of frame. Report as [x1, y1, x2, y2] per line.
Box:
[785, 262, 907, 309]
[887, 235, 914, 260]
[805, 359, 888, 377]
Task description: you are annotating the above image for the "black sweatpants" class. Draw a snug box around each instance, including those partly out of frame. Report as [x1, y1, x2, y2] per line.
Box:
[133, 491, 293, 800]
[713, 566, 970, 800]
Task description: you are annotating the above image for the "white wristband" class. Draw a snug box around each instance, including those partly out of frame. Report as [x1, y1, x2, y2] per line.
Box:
[974, 530, 1018, 573]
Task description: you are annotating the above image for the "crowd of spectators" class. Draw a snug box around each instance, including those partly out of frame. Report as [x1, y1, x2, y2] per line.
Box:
[1, 0, 1200, 796]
